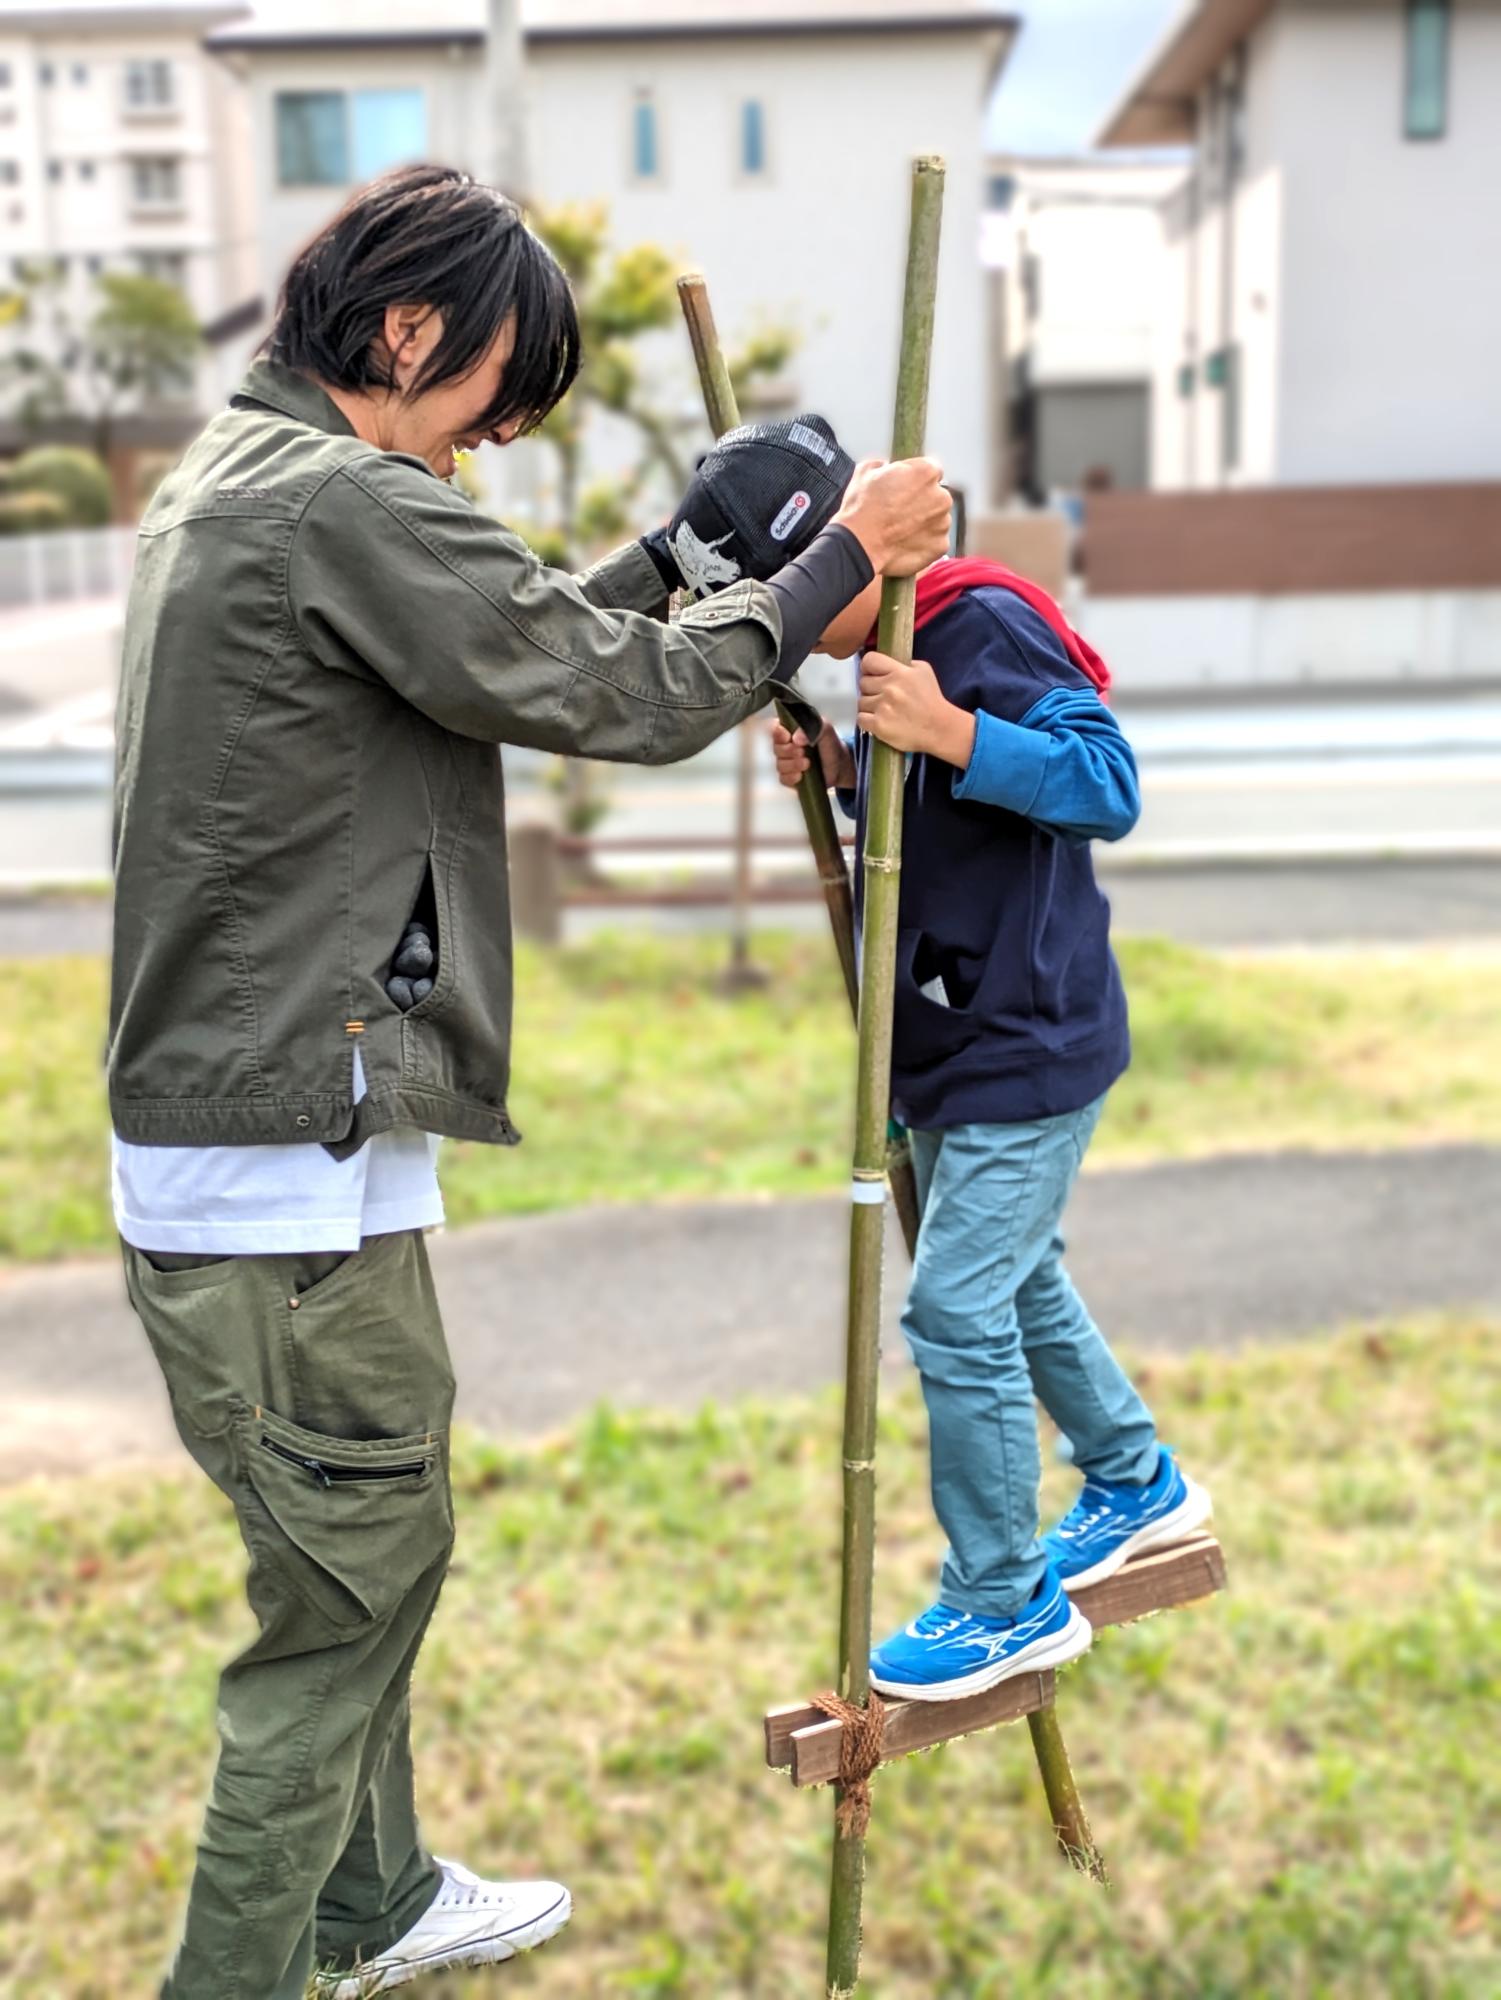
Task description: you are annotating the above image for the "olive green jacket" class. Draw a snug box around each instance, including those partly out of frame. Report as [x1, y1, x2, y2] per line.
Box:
[109, 360, 785, 1157]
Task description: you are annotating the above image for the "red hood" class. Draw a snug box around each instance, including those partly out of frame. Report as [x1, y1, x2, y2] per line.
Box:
[867, 557, 1111, 699]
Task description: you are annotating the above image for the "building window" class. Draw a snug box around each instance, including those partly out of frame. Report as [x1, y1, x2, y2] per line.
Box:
[129, 156, 182, 207]
[631, 92, 659, 180]
[135, 249, 187, 290]
[46, 160, 62, 182]
[0, 63, 12, 89]
[274, 88, 426, 187]
[1405, 0, 1449, 140]
[39, 63, 54, 87]
[86, 253, 103, 276]
[276, 92, 346, 185]
[986, 172, 1016, 211]
[79, 159, 95, 180]
[124, 58, 174, 110]
[0, 160, 18, 185]
[740, 100, 766, 177]
[72, 63, 88, 86]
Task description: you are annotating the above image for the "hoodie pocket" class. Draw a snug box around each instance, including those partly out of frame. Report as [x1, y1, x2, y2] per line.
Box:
[240, 1404, 453, 1632]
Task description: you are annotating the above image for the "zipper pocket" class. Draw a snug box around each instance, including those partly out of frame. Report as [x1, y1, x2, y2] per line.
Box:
[260, 1433, 429, 1489]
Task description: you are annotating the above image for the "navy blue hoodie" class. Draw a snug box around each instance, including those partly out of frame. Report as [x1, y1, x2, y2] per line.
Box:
[848, 586, 1139, 1131]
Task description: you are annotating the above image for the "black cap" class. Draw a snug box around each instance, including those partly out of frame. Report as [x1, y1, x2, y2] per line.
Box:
[668, 414, 855, 597]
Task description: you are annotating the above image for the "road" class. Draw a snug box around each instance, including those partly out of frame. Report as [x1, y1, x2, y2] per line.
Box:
[7, 853, 1501, 959]
[3, 1143, 1496, 1483]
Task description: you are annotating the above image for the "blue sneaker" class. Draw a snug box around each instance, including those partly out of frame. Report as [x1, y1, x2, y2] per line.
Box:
[1044, 1446, 1212, 1592]
[869, 1565, 1092, 1703]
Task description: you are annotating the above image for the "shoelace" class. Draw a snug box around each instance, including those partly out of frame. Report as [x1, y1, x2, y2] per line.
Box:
[433, 1859, 516, 1913]
[1055, 1485, 1118, 1539]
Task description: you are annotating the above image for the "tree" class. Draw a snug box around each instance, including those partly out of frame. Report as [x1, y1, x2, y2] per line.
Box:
[0, 265, 201, 461]
[0, 445, 112, 530]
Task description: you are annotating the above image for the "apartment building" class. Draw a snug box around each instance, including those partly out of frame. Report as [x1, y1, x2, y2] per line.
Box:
[0, 0, 258, 451]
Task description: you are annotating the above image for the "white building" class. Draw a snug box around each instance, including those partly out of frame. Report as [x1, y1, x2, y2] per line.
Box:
[206, 0, 1015, 515]
[0, 1, 259, 443]
[984, 154, 1186, 501]
[1100, 0, 1501, 492]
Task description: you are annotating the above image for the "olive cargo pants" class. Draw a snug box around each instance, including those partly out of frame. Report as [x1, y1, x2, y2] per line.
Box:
[122, 1229, 457, 1999]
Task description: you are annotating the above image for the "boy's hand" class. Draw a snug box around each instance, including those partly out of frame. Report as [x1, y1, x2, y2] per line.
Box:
[770, 717, 856, 792]
[834, 457, 951, 576]
[858, 652, 976, 768]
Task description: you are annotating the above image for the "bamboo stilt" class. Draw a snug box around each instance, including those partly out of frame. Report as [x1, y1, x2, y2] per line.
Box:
[822, 154, 947, 1999]
[678, 201, 1104, 1990]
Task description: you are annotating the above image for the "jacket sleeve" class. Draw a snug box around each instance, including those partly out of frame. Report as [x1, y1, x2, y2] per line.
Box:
[951, 689, 1141, 843]
[572, 539, 672, 618]
[288, 454, 783, 764]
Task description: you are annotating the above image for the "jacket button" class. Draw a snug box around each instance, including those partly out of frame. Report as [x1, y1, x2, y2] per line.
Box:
[295, 1114, 311, 1129]
[288, 1296, 300, 1310]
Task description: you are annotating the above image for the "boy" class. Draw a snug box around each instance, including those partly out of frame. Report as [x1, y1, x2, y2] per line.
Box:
[770, 528, 1212, 1703]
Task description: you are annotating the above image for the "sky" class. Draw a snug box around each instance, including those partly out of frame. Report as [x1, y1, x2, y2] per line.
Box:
[985, 0, 1184, 155]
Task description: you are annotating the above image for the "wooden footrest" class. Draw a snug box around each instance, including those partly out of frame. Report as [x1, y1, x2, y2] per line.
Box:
[764, 1533, 1226, 1787]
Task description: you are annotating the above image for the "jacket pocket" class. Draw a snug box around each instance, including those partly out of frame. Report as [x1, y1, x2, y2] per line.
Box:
[240, 1404, 453, 1632]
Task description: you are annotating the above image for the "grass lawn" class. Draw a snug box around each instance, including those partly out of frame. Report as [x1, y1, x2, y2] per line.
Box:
[1, 1316, 1497, 1996]
[7, 933, 1501, 1262]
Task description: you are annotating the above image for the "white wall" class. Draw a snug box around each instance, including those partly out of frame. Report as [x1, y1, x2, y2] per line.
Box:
[1268, 0, 1501, 484]
[527, 31, 991, 505]
[1084, 586, 1501, 690]
[1151, 0, 1501, 492]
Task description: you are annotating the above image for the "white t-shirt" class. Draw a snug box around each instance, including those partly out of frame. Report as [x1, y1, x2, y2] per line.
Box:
[112, 1048, 444, 1255]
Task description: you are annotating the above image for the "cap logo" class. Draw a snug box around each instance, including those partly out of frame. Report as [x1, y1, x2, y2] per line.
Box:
[670, 519, 742, 597]
[788, 421, 836, 466]
[770, 491, 811, 542]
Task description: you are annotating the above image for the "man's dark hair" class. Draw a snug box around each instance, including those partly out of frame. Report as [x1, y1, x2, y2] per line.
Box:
[268, 164, 581, 436]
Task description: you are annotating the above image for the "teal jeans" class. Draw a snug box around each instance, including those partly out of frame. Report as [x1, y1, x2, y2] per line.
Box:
[903, 1096, 1159, 1619]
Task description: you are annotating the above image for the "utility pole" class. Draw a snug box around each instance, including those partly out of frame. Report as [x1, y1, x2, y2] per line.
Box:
[486, 0, 529, 199]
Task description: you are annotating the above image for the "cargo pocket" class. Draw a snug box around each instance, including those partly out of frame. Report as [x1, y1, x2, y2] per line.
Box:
[240, 1404, 453, 1634]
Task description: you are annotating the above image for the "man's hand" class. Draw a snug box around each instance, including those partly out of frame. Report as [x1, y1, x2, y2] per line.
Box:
[770, 717, 857, 792]
[857, 652, 976, 767]
[834, 457, 951, 576]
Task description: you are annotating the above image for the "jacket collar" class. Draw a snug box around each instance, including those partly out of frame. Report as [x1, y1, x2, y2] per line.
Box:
[231, 358, 358, 439]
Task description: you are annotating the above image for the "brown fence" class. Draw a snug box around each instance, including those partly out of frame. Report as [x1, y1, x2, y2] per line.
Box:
[1083, 484, 1501, 597]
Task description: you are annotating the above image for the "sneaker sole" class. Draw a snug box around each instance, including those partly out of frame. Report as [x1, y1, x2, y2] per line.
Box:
[1059, 1479, 1214, 1594]
[320, 1889, 572, 1998]
[869, 1601, 1093, 1704]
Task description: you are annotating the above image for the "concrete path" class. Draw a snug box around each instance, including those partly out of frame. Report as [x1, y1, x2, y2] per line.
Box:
[3, 1143, 1497, 1483]
[6, 856, 1501, 960]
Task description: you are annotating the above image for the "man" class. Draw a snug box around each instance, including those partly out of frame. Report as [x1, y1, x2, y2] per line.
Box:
[110, 163, 949, 1999]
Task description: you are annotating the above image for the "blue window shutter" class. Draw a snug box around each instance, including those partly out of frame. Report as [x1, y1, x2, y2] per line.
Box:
[633, 98, 658, 178]
[742, 100, 765, 175]
[1405, 0, 1449, 140]
[351, 89, 428, 180]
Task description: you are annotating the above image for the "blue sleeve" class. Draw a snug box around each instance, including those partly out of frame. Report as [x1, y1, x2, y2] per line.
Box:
[951, 688, 1140, 843]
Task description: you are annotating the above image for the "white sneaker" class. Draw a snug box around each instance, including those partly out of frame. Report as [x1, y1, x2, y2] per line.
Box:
[316, 1857, 572, 1997]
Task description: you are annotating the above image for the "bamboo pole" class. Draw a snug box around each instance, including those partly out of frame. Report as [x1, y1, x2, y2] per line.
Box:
[823, 154, 947, 1999]
[677, 273, 859, 1009]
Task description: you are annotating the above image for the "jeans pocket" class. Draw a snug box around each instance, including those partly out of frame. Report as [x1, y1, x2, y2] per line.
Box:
[240, 1404, 454, 1633]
